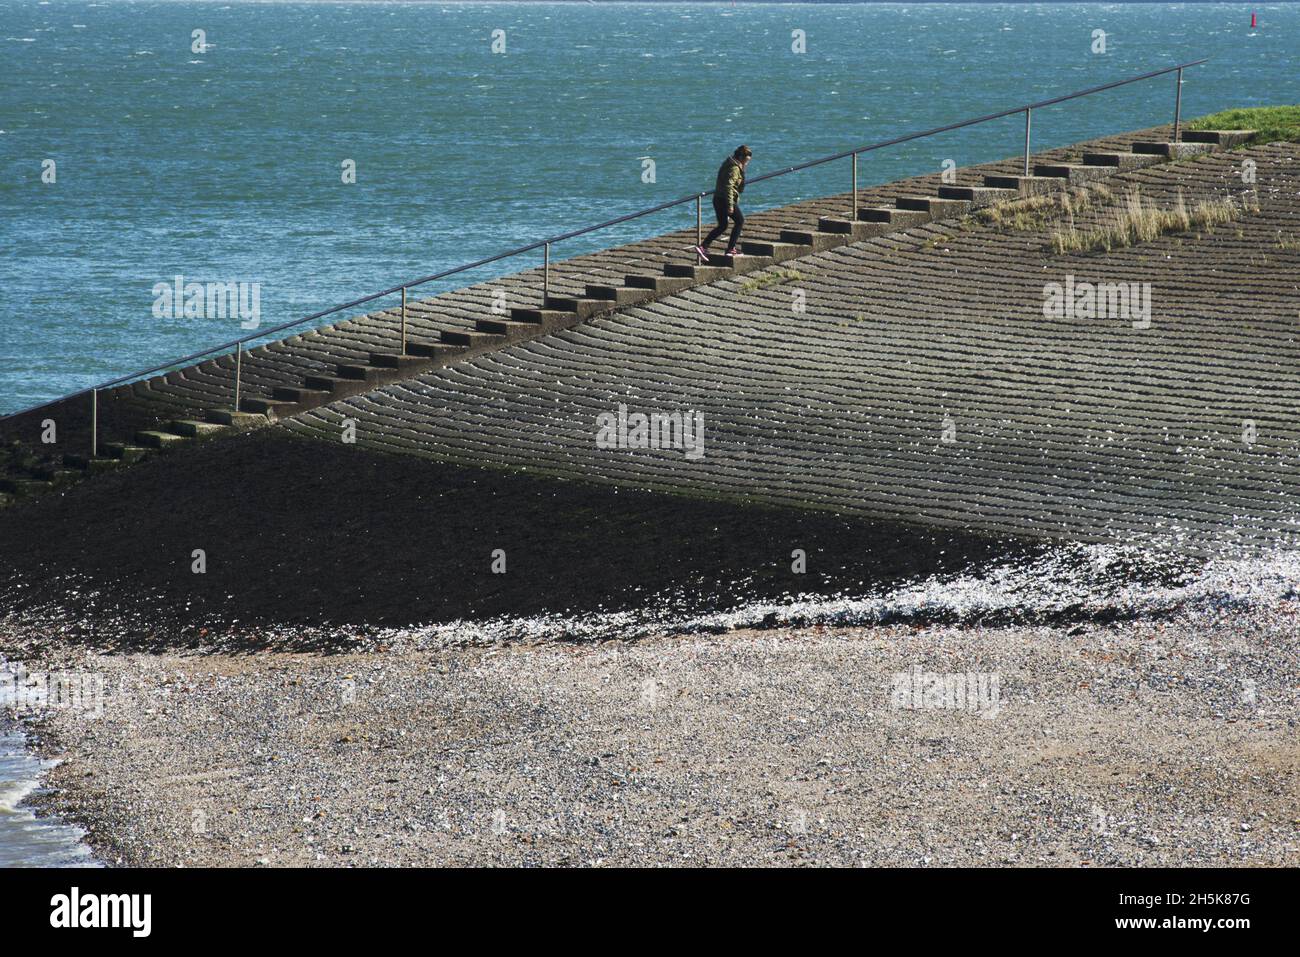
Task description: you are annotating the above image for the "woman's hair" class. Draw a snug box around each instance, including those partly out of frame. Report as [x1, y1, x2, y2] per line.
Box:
[734, 145, 753, 160]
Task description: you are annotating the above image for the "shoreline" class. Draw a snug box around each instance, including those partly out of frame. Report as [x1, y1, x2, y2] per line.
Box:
[10, 612, 1297, 868]
[0, 719, 99, 868]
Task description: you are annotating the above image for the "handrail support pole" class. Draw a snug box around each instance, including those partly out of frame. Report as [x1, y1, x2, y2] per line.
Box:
[1023, 107, 1032, 177]
[90, 388, 97, 458]
[696, 194, 702, 247]
[234, 348, 242, 412]
[1173, 67, 1184, 142]
[543, 242, 550, 302]
[401, 286, 408, 355]
[852, 152, 858, 220]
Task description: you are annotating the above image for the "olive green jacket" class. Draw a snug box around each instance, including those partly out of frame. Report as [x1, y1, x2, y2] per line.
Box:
[714, 156, 746, 210]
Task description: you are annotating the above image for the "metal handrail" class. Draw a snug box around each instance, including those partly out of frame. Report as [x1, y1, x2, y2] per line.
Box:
[1, 58, 1208, 449]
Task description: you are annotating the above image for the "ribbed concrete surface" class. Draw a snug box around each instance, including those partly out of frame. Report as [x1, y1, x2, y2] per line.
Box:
[0, 125, 1185, 453]
[282, 139, 1300, 553]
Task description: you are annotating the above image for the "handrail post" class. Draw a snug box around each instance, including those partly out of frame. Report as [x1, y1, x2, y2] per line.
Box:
[852, 152, 858, 220]
[90, 388, 97, 458]
[1173, 66, 1184, 142]
[696, 194, 702, 247]
[400, 286, 408, 355]
[234, 348, 242, 412]
[543, 242, 550, 302]
[1023, 107, 1032, 177]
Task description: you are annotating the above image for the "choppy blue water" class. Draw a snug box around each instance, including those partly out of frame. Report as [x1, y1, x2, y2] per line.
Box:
[1, 2, 1295, 414]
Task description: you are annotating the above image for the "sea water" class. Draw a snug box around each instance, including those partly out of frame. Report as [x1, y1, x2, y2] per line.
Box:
[2, 1, 1296, 414]
[0, 725, 99, 867]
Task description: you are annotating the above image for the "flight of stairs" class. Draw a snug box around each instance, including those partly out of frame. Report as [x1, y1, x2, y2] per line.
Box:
[247, 131, 1254, 426]
[0, 409, 269, 508]
[0, 129, 1255, 510]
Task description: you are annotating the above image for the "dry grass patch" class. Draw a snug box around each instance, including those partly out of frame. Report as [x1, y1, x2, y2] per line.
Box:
[966, 184, 1106, 234]
[1050, 188, 1253, 254]
[740, 267, 803, 293]
[972, 193, 1059, 231]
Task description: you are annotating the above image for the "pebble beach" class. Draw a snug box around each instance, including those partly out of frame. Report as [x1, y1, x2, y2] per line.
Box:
[7, 605, 1296, 868]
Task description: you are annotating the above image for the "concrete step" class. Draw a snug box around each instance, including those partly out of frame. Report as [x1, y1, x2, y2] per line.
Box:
[816, 217, 893, 239]
[135, 430, 190, 450]
[30, 466, 79, 485]
[239, 397, 300, 419]
[302, 375, 371, 399]
[477, 318, 540, 337]
[894, 195, 974, 217]
[624, 273, 694, 295]
[584, 286, 643, 308]
[100, 442, 151, 463]
[700, 252, 737, 268]
[778, 228, 846, 251]
[543, 296, 611, 319]
[694, 250, 767, 269]
[1080, 151, 1164, 170]
[509, 307, 577, 325]
[0, 477, 52, 496]
[724, 255, 776, 278]
[664, 262, 731, 280]
[336, 363, 384, 382]
[982, 174, 1065, 196]
[740, 240, 806, 262]
[1033, 163, 1118, 186]
[273, 385, 332, 403]
[1180, 129, 1256, 148]
[441, 329, 507, 349]
[585, 284, 654, 307]
[857, 206, 933, 227]
[937, 184, 1019, 207]
[169, 419, 228, 439]
[1130, 141, 1215, 159]
[369, 353, 433, 372]
[405, 341, 466, 361]
[62, 455, 122, 473]
[206, 409, 269, 430]
[4, 451, 40, 472]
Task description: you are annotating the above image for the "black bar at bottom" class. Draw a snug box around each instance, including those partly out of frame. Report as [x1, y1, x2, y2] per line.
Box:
[0, 865, 1283, 943]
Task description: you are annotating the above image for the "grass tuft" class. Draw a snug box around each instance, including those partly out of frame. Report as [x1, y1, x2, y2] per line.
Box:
[740, 267, 804, 293]
[1050, 188, 1251, 254]
[969, 185, 1107, 234]
[974, 194, 1058, 231]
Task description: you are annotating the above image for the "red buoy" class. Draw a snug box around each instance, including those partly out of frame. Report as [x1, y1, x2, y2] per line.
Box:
[1251, 12, 1257, 28]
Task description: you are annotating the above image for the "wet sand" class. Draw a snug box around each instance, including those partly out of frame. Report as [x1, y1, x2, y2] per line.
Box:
[0, 429, 1027, 651]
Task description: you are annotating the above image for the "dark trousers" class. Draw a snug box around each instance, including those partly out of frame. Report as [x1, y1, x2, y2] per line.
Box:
[703, 199, 744, 249]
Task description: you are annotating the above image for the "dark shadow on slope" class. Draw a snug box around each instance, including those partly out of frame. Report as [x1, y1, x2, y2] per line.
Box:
[0, 429, 1043, 652]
